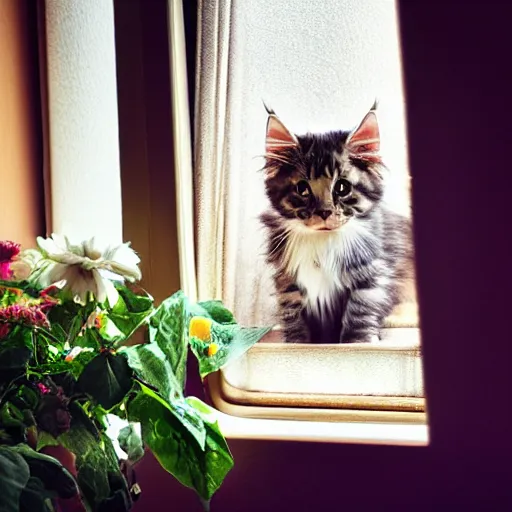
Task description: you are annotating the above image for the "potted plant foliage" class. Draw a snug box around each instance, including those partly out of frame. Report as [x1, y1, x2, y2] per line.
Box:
[0, 236, 269, 511]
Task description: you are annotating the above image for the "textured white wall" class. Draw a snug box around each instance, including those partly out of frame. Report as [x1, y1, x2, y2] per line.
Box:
[215, 0, 409, 325]
[45, 0, 123, 246]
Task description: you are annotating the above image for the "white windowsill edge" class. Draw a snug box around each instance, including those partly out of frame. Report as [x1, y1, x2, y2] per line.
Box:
[215, 411, 429, 446]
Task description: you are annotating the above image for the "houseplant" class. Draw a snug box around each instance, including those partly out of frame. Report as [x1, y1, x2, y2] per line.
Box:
[0, 236, 269, 511]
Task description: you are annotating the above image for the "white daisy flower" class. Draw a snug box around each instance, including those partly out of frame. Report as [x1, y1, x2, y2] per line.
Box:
[34, 234, 142, 306]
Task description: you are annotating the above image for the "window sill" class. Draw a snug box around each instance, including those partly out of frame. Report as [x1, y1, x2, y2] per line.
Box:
[205, 325, 426, 444]
[214, 408, 429, 446]
[221, 327, 423, 400]
[205, 320, 426, 444]
[208, 370, 426, 425]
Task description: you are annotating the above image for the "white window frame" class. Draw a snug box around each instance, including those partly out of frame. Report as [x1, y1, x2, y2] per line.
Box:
[168, 0, 428, 446]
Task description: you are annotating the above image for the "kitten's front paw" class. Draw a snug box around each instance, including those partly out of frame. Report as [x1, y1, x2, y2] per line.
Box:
[341, 333, 379, 344]
[285, 334, 311, 344]
[283, 328, 311, 344]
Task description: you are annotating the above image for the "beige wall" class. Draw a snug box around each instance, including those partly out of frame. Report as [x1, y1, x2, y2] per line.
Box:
[0, 0, 44, 248]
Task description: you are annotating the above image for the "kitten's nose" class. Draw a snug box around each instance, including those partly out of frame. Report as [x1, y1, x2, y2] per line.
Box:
[316, 209, 333, 220]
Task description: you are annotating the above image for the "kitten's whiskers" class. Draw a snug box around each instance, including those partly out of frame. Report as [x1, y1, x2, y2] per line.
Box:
[267, 229, 290, 260]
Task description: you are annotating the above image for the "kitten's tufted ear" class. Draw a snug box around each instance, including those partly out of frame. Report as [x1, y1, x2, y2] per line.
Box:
[265, 114, 298, 155]
[346, 108, 381, 163]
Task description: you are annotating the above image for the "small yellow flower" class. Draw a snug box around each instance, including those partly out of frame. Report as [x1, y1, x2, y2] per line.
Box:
[189, 316, 212, 342]
[207, 343, 219, 357]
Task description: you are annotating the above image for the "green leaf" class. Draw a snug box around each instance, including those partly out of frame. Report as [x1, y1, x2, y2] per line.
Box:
[31, 332, 61, 371]
[77, 353, 133, 409]
[121, 344, 181, 403]
[67, 401, 101, 442]
[121, 344, 205, 448]
[98, 317, 124, 343]
[190, 324, 271, 378]
[0, 288, 24, 308]
[0, 346, 32, 382]
[73, 328, 102, 350]
[0, 402, 25, 428]
[118, 423, 144, 462]
[64, 348, 97, 380]
[127, 384, 233, 501]
[31, 361, 73, 376]
[186, 396, 234, 500]
[19, 477, 56, 512]
[47, 322, 68, 345]
[66, 315, 85, 346]
[0, 280, 36, 290]
[16, 385, 39, 410]
[0, 326, 32, 377]
[0, 283, 42, 309]
[0, 446, 30, 512]
[148, 290, 189, 389]
[35, 328, 64, 356]
[11, 444, 79, 500]
[36, 431, 60, 452]
[63, 431, 108, 505]
[57, 406, 127, 509]
[109, 284, 154, 340]
[47, 301, 84, 345]
[194, 300, 237, 325]
[98, 435, 133, 512]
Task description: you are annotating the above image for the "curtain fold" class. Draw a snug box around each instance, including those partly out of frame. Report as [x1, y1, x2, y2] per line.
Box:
[168, 0, 197, 301]
[195, 0, 234, 304]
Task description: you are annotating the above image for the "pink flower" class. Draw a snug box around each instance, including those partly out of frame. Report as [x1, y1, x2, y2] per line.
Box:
[39, 295, 60, 312]
[0, 303, 51, 328]
[0, 241, 21, 280]
[37, 383, 51, 394]
[40, 284, 64, 297]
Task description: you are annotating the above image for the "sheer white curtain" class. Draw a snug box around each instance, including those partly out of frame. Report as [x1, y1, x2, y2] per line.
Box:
[195, 0, 410, 327]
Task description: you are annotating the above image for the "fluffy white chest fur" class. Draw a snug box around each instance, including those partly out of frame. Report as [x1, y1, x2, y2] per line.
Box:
[282, 220, 369, 316]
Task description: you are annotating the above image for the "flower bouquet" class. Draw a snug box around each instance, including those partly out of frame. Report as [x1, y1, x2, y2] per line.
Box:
[0, 236, 270, 511]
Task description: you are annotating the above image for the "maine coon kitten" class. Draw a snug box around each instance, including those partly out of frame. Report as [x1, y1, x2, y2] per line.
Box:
[260, 104, 415, 344]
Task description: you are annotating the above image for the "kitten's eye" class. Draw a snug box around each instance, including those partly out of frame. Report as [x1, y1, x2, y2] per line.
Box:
[334, 179, 352, 198]
[296, 180, 311, 197]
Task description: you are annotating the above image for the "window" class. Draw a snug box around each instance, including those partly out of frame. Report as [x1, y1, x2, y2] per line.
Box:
[180, 0, 426, 434]
[30, 0, 510, 506]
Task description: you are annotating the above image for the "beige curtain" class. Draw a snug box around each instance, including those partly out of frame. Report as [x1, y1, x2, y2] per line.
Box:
[196, 0, 410, 327]
[195, 0, 236, 305]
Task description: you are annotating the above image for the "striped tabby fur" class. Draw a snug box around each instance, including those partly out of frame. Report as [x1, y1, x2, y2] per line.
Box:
[261, 105, 415, 343]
